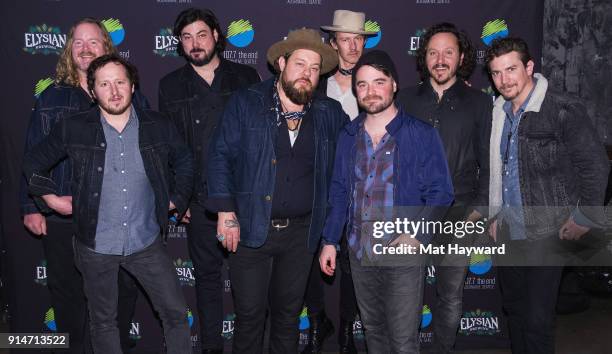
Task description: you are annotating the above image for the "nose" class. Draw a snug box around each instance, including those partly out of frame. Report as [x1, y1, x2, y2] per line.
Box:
[110, 83, 119, 95]
[349, 39, 357, 51]
[435, 52, 444, 64]
[499, 72, 507, 86]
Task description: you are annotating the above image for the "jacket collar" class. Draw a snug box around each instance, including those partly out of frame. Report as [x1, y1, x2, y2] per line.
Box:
[179, 57, 234, 83]
[344, 105, 406, 136]
[85, 105, 152, 124]
[493, 73, 548, 113]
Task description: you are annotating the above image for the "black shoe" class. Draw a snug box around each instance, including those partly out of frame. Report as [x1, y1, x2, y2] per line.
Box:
[338, 319, 357, 354]
[301, 310, 335, 354]
[202, 349, 223, 354]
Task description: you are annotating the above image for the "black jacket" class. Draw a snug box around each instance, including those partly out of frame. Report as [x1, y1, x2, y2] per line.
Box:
[397, 79, 492, 216]
[158, 58, 260, 203]
[23, 107, 194, 248]
[489, 74, 610, 238]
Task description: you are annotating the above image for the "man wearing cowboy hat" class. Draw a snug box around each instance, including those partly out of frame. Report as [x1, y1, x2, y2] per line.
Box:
[300, 10, 376, 354]
[206, 28, 348, 354]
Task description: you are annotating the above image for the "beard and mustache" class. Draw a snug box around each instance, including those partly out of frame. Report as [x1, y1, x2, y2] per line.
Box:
[186, 47, 216, 67]
[280, 71, 315, 106]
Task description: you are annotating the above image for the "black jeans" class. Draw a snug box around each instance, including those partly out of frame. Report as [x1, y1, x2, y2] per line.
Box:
[350, 252, 425, 354]
[431, 206, 471, 354]
[304, 235, 358, 324]
[228, 217, 313, 354]
[186, 202, 225, 350]
[43, 221, 138, 354]
[74, 237, 190, 354]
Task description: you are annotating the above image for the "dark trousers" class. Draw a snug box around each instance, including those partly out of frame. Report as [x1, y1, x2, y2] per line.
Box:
[304, 236, 359, 324]
[229, 219, 313, 354]
[43, 221, 138, 354]
[350, 252, 424, 354]
[431, 206, 470, 354]
[74, 237, 190, 354]
[498, 265, 563, 354]
[186, 203, 224, 350]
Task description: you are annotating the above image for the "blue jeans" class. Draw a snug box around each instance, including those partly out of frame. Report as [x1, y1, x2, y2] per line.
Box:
[74, 237, 190, 354]
[350, 252, 424, 354]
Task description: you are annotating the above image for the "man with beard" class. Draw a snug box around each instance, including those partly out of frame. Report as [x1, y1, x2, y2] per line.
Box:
[158, 8, 259, 353]
[299, 12, 375, 353]
[319, 50, 453, 353]
[206, 28, 347, 354]
[486, 37, 609, 354]
[19, 18, 144, 354]
[24, 54, 194, 353]
[396, 23, 492, 353]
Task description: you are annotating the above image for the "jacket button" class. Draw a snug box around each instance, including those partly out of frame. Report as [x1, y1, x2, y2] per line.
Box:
[93, 192, 99, 197]
[100, 142, 105, 147]
[271, 159, 276, 165]
[265, 195, 271, 201]
[97, 166, 103, 172]
[195, 119, 200, 124]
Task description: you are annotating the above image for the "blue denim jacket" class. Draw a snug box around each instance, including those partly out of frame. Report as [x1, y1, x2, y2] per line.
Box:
[20, 82, 149, 218]
[322, 109, 455, 246]
[206, 78, 349, 252]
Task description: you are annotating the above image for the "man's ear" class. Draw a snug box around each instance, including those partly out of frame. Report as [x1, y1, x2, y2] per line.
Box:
[278, 55, 287, 73]
[525, 59, 534, 77]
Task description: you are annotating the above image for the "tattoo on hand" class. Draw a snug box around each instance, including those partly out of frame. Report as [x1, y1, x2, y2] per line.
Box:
[224, 219, 240, 228]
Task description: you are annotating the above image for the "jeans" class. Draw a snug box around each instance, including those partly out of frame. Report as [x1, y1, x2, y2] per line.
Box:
[304, 235, 359, 323]
[350, 252, 425, 354]
[74, 237, 190, 354]
[186, 203, 225, 350]
[431, 206, 470, 354]
[228, 217, 313, 354]
[44, 221, 138, 354]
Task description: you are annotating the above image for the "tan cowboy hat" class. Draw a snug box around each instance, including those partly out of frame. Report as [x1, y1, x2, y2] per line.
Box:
[320, 10, 377, 35]
[267, 28, 338, 75]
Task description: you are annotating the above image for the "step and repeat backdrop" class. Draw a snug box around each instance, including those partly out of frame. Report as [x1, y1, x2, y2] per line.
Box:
[0, 0, 543, 352]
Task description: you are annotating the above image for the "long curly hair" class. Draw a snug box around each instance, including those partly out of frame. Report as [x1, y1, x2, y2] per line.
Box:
[55, 18, 116, 87]
[416, 22, 476, 81]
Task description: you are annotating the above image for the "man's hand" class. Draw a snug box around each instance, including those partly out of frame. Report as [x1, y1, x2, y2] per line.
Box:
[24, 213, 47, 235]
[466, 210, 482, 222]
[559, 218, 590, 240]
[218, 212, 240, 252]
[42, 195, 72, 215]
[319, 244, 337, 276]
[389, 233, 421, 248]
[488, 219, 498, 242]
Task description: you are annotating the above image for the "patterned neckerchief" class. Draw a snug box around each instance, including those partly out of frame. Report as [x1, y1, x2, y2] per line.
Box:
[272, 76, 311, 126]
[338, 67, 353, 76]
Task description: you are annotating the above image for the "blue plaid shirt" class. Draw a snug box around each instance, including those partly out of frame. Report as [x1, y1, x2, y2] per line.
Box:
[349, 121, 396, 260]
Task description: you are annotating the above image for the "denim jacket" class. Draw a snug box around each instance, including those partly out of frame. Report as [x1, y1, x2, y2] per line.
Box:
[322, 109, 455, 246]
[19, 82, 149, 218]
[206, 78, 349, 252]
[489, 74, 610, 239]
[23, 107, 193, 248]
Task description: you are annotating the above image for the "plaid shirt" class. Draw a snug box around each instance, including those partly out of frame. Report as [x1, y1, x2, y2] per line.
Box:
[349, 122, 396, 260]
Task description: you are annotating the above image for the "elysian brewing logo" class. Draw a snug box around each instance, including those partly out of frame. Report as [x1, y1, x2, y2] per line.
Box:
[174, 258, 195, 286]
[154, 28, 179, 57]
[425, 264, 436, 285]
[459, 309, 500, 336]
[222, 313, 236, 340]
[34, 259, 47, 286]
[407, 28, 427, 56]
[129, 321, 142, 340]
[24, 24, 66, 55]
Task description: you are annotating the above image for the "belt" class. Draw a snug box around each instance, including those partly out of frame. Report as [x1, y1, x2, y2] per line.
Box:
[270, 214, 311, 231]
